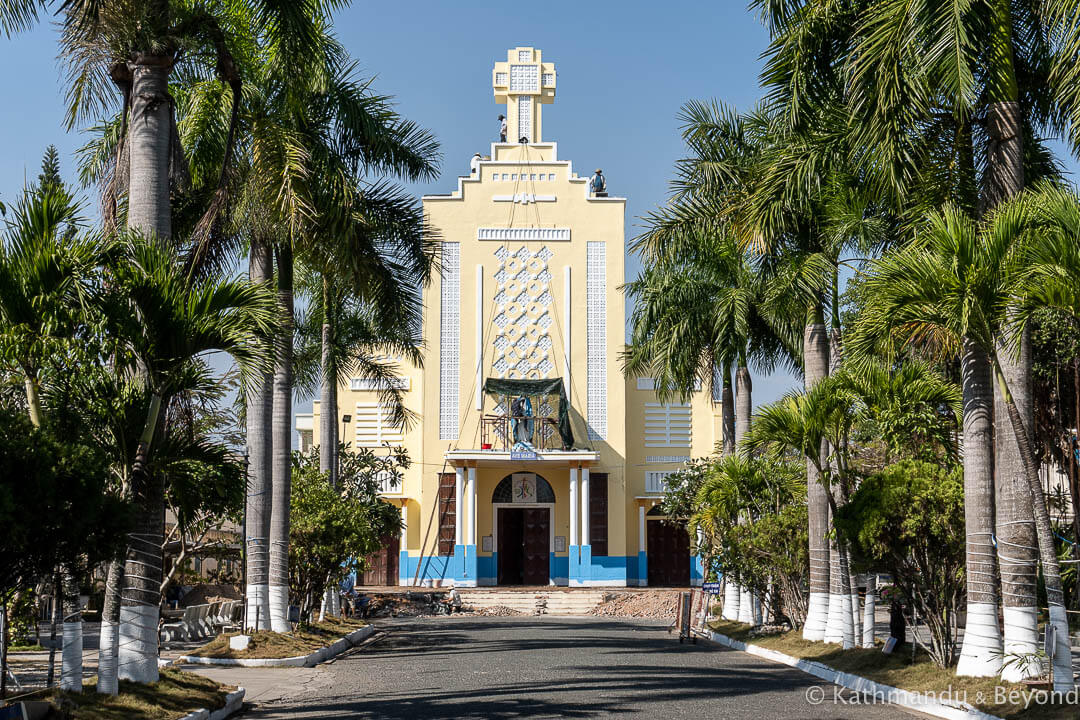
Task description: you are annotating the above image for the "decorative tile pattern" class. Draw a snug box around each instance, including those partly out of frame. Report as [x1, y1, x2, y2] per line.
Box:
[517, 96, 531, 140]
[439, 243, 460, 440]
[587, 242, 607, 440]
[491, 244, 557, 381]
[518, 49, 532, 62]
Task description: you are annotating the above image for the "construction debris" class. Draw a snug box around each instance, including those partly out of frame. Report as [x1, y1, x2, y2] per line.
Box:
[474, 605, 524, 617]
[588, 591, 680, 619]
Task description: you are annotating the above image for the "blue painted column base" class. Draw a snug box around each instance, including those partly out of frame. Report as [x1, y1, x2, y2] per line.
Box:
[637, 551, 648, 587]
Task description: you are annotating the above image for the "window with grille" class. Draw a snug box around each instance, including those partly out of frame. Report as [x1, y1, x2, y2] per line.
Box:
[517, 96, 531, 141]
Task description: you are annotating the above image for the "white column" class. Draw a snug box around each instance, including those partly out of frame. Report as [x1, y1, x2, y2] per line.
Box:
[454, 466, 464, 546]
[581, 467, 590, 545]
[569, 466, 579, 547]
[467, 465, 478, 546]
[400, 502, 408, 542]
[638, 505, 646, 553]
[475, 265, 484, 411]
[563, 266, 571, 388]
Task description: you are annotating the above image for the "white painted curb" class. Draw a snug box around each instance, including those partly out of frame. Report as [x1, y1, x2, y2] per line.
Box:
[176, 687, 246, 720]
[708, 630, 1005, 720]
[179, 626, 374, 668]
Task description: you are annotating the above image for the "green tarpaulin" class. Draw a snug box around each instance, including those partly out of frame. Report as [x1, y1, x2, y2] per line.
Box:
[482, 377, 575, 450]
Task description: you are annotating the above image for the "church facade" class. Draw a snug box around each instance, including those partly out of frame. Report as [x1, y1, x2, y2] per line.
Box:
[299, 47, 724, 587]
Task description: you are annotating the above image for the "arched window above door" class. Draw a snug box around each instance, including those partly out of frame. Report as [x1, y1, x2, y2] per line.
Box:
[492, 472, 556, 503]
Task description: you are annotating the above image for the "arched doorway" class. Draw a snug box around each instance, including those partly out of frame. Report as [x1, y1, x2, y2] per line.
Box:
[646, 506, 690, 587]
[493, 473, 554, 585]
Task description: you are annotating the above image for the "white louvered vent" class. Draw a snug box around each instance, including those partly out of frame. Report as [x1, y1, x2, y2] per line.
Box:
[354, 402, 404, 447]
[644, 402, 692, 448]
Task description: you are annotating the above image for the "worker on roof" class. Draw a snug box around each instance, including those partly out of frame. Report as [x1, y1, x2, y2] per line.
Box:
[590, 169, 607, 197]
[498, 114, 507, 142]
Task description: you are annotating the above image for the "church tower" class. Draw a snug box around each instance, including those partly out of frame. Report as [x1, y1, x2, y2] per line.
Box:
[304, 47, 721, 589]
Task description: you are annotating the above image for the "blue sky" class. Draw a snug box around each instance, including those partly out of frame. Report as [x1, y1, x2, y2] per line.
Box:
[3, 1, 1077, 423]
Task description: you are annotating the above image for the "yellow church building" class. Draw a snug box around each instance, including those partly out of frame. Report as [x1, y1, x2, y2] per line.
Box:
[299, 47, 724, 587]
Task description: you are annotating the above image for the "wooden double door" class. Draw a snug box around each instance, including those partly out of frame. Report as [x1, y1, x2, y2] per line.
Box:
[646, 519, 690, 587]
[361, 534, 400, 586]
[497, 507, 550, 585]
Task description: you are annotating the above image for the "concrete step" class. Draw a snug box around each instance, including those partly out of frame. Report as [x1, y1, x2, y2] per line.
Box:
[459, 589, 610, 615]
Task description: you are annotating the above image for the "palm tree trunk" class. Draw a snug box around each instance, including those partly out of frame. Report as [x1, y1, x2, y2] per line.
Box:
[245, 238, 273, 631]
[118, 393, 163, 683]
[319, 275, 339, 618]
[59, 569, 81, 692]
[96, 558, 123, 694]
[269, 244, 294, 632]
[822, 321, 855, 647]
[320, 275, 337, 487]
[957, 340, 1003, 676]
[46, 576, 59, 687]
[721, 364, 735, 456]
[734, 366, 751, 453]
[995, 333, 1042, 684]
[862, 573, 876, 648]
[718, 363, 742, 620]
[981, 0, 1049, 686]
[993, 349, 1075, 691]
[118, 47, 175, 682]
[803, 318, 830, 641]
[126, 56, 174, 241]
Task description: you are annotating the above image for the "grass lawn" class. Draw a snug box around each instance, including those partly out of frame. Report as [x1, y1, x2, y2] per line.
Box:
[188, 616, 367, 659]
[8, 643, 45, 652]
[709, 620, 1078, 719]
[49, 668, 232, 720]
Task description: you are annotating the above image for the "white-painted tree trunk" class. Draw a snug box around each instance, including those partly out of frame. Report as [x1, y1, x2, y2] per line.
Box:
[737, 586, 754, 625]
[862, 575, 876, 649]
[96, 559, 122, 694]
[803, 322, 830, 642]
[268, 245, 294, 633]
[722, 578, 740, 621]
[245, 238, 273, 632]
[1000, 606, 1039, 683]
[1048, 605, 1074, 693]
[956, 341, 1003, 677]
[60, 572, 81, 692]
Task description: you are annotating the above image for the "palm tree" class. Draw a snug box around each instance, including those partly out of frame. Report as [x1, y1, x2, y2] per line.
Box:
[852, 200, 1062, 680]
[0, 159, 105, 692]
[178, 22, 440, 629]
[744, 378, 860, 648]
[104, 235, 276, 681]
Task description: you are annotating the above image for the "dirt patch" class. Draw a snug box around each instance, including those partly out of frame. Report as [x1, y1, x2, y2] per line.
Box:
[589, 591, 680, 619]
[188, 617, 367, 659]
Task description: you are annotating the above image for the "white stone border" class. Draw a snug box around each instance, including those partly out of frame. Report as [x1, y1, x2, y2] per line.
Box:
[177, 687, 246, 720]
[179, 626, 374, 668]
[707, 630, 1004, 720]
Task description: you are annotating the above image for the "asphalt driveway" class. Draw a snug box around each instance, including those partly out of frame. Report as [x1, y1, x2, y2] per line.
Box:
[240, 616, 916, 719]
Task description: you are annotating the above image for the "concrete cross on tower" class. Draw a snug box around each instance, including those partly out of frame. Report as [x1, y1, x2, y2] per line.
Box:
[493, 47, 556, 144]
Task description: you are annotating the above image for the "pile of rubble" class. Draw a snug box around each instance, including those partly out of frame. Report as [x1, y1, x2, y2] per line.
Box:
[473, 605, 524, 617]
[588, 591, 679, 619]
